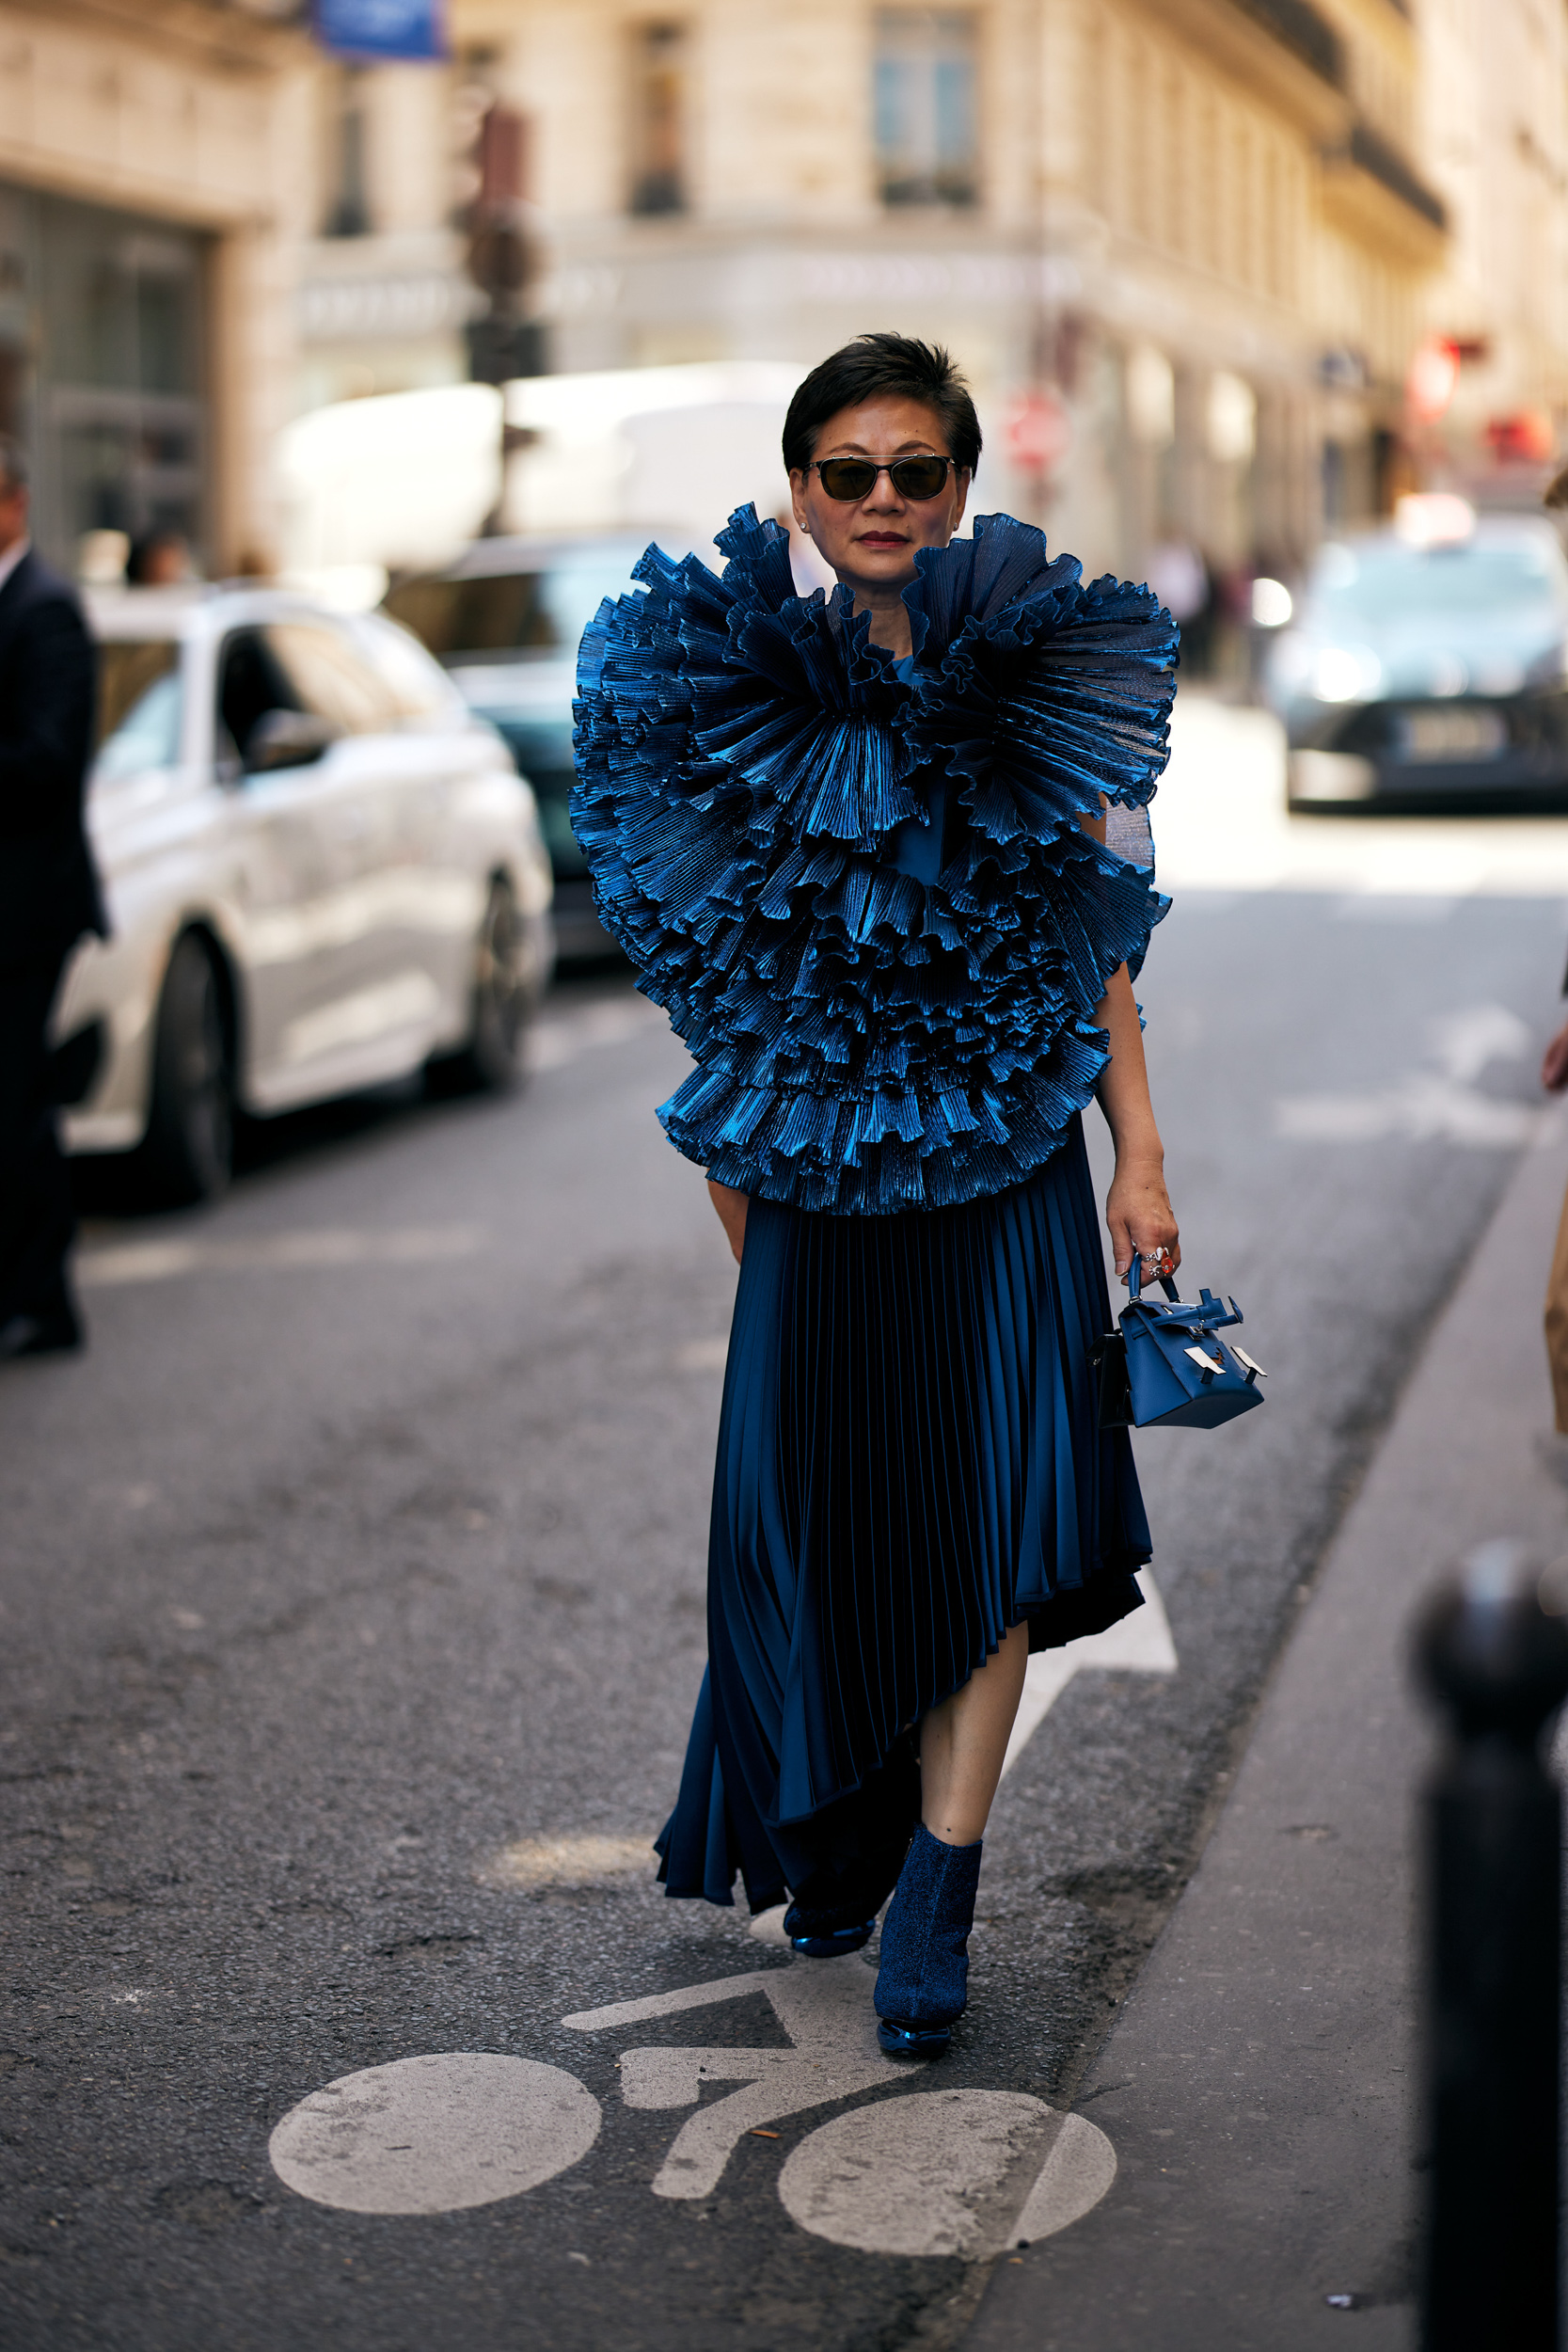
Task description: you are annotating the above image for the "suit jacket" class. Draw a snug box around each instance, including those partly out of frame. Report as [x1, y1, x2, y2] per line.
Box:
[0, 548, 105, 967]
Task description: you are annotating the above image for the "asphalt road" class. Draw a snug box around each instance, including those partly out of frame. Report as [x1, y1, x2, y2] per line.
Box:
[5, 708, 1568, 2351]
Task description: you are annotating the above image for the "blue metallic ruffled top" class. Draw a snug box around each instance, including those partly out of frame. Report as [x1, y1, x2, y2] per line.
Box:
[571, 506, 1178, 1215]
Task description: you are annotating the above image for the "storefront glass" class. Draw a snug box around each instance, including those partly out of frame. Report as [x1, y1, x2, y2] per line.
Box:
[0, 183, 208, 575]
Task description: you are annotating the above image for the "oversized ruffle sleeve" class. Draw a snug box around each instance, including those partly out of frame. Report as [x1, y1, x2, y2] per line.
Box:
[571, 506, 1177, 1215]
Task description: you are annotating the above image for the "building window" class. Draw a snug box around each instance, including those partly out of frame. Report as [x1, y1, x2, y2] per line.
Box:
[8, 185, 209, 573]
[629, 24, 689, 216]
[874, 10, 978, 209]
[325, 68, 372, 239]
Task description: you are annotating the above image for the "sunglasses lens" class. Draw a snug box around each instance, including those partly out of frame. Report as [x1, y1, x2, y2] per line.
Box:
[817, 459, 879, 500]
[890, 457, 950, 500]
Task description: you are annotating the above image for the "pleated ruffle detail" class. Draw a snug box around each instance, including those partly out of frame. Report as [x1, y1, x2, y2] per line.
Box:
[572, 507, 1178, 1215]
[656, 1115, 1151, 1911]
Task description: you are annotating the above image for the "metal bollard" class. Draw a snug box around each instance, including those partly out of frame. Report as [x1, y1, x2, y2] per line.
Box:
[1415, 1542, 1568, 2352]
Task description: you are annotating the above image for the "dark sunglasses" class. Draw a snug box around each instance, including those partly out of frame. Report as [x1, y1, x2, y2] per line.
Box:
[809, 454, 957, 502]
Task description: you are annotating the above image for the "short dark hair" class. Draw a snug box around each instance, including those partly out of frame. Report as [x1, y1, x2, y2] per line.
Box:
[0, 434, 28, 494]
[783, 333, 981, 479]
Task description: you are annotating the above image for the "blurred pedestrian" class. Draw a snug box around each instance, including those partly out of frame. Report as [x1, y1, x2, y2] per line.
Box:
[574, 334, 1180, 2058]
[0, 437, 104, 1359]
[125, 528, 192, 587]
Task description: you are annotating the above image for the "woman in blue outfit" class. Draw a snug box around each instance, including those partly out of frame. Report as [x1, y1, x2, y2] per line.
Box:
[573, 334, 1180, 2058]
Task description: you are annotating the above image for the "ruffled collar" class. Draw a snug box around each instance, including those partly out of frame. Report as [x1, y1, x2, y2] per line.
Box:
[571, 505, 1178, 1214]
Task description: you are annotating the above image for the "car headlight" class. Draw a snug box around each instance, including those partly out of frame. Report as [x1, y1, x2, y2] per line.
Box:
[1311, 644, 1383, 703]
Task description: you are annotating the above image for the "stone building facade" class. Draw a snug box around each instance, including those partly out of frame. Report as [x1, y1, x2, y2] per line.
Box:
[14, 3, 1567, 588]
[446, 0, 1465, 580]
[1419, 0, 1568, 501]
[0, 0, 310, 577]
[293, 54, 479, 415]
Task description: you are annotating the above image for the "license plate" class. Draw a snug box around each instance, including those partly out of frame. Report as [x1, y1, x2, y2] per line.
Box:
[1398, 706, 1508, 759]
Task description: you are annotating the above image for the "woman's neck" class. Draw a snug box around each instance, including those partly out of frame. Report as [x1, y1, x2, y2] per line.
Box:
[847, 579, 913, 661]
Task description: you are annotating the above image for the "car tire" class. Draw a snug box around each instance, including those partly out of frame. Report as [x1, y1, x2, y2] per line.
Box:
[429, 876, 534, 1095]
[140, 931, 235, 1205]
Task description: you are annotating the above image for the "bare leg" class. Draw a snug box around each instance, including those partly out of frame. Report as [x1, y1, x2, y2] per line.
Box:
[918, 1621, 1031, 1846]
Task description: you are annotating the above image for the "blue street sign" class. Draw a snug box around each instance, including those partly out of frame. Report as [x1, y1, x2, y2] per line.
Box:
[312, 0, 446, 61]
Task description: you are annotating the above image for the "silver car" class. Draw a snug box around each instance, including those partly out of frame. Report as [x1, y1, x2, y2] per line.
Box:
[1267, 512, 1568, 811]
[55, 583, 554, 1202]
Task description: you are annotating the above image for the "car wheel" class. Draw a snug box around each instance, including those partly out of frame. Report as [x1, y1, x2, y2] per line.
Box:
[431, 877, 533, 1094]
[141, 932, 234, 1205]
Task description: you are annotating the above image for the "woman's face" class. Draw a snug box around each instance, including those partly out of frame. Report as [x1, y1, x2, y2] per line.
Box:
[789, 395, 970, 600]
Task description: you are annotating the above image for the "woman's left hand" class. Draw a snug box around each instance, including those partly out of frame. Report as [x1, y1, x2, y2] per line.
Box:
[1107, 1156, 1180, 1286]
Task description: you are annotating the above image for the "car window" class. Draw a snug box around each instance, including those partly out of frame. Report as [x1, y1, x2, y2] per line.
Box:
[1308, 539, 1568, 627]
[98, 640, 181, 745]
[355, 614, 457, 719]
[384, 544, 647, 661]
[267, 620, 398, 734]
[217, 628, 301, 770]
[473, 714, 582, 875]
[97, 669, 184, 780]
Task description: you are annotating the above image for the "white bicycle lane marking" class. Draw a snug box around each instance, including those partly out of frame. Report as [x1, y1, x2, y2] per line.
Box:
[269, 1950, 1117, 2257]
[562, 1951, 1116, 2254]
[267, 1587, 1168, 2243]
[563, 1954, 908, 2200]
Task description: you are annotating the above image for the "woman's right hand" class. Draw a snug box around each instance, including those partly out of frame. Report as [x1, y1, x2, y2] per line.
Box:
[1544, 1020, 1568, 1092]
[707, 1179, 749, 1263]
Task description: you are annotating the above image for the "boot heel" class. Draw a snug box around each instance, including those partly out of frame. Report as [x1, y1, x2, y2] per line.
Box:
[873, 1824, 982, 2058]
[787, 1918, 877, 1959]
[877, 2017, 951, 2058]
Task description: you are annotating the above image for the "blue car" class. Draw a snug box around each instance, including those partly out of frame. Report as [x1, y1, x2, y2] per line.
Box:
[384, 531, 693, 961]
[1265, 508, 1568, 810]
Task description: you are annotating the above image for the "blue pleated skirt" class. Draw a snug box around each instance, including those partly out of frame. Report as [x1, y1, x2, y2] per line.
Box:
[656, 1114, 1151, 1915]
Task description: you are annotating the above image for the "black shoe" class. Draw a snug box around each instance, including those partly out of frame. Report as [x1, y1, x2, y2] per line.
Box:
[0, 1306, 83, 1359]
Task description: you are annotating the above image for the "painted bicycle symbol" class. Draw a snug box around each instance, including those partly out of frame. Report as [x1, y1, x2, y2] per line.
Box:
[268, 1947, 1116, 2259]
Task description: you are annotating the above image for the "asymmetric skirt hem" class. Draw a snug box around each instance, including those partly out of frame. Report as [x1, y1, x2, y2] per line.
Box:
[657, 1113, 1151, 1912]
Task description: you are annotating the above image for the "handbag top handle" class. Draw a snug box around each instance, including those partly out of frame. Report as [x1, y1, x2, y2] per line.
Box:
[1127, 1256, 1181, 1305]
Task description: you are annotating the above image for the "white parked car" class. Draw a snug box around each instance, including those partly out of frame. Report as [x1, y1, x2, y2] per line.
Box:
[55, 583, 554, 1202]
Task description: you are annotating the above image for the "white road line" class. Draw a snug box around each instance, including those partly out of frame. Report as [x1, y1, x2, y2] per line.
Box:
[1275, 1003, 1553, 1149]
[268, 2054, 600, 2217]
[1000, 1568, 1178, 1782]
[77, 1225, 484, 1288]
[529, 999, 666, 1071]
[740, 1573, 1180, 1947]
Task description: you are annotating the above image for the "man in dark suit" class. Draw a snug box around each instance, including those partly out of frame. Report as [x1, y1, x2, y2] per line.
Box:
[0, 435, 104, 1358]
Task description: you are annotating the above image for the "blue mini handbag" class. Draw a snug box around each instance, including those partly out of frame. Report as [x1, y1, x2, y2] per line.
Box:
[1094, 1262, 1266, 1431]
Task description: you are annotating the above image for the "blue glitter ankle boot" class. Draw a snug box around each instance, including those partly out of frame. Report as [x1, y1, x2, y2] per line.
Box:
[873, 1824, 982, 2058]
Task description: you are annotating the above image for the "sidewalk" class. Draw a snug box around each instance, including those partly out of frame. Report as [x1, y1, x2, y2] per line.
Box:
[967, 1117, 1568, 2352]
